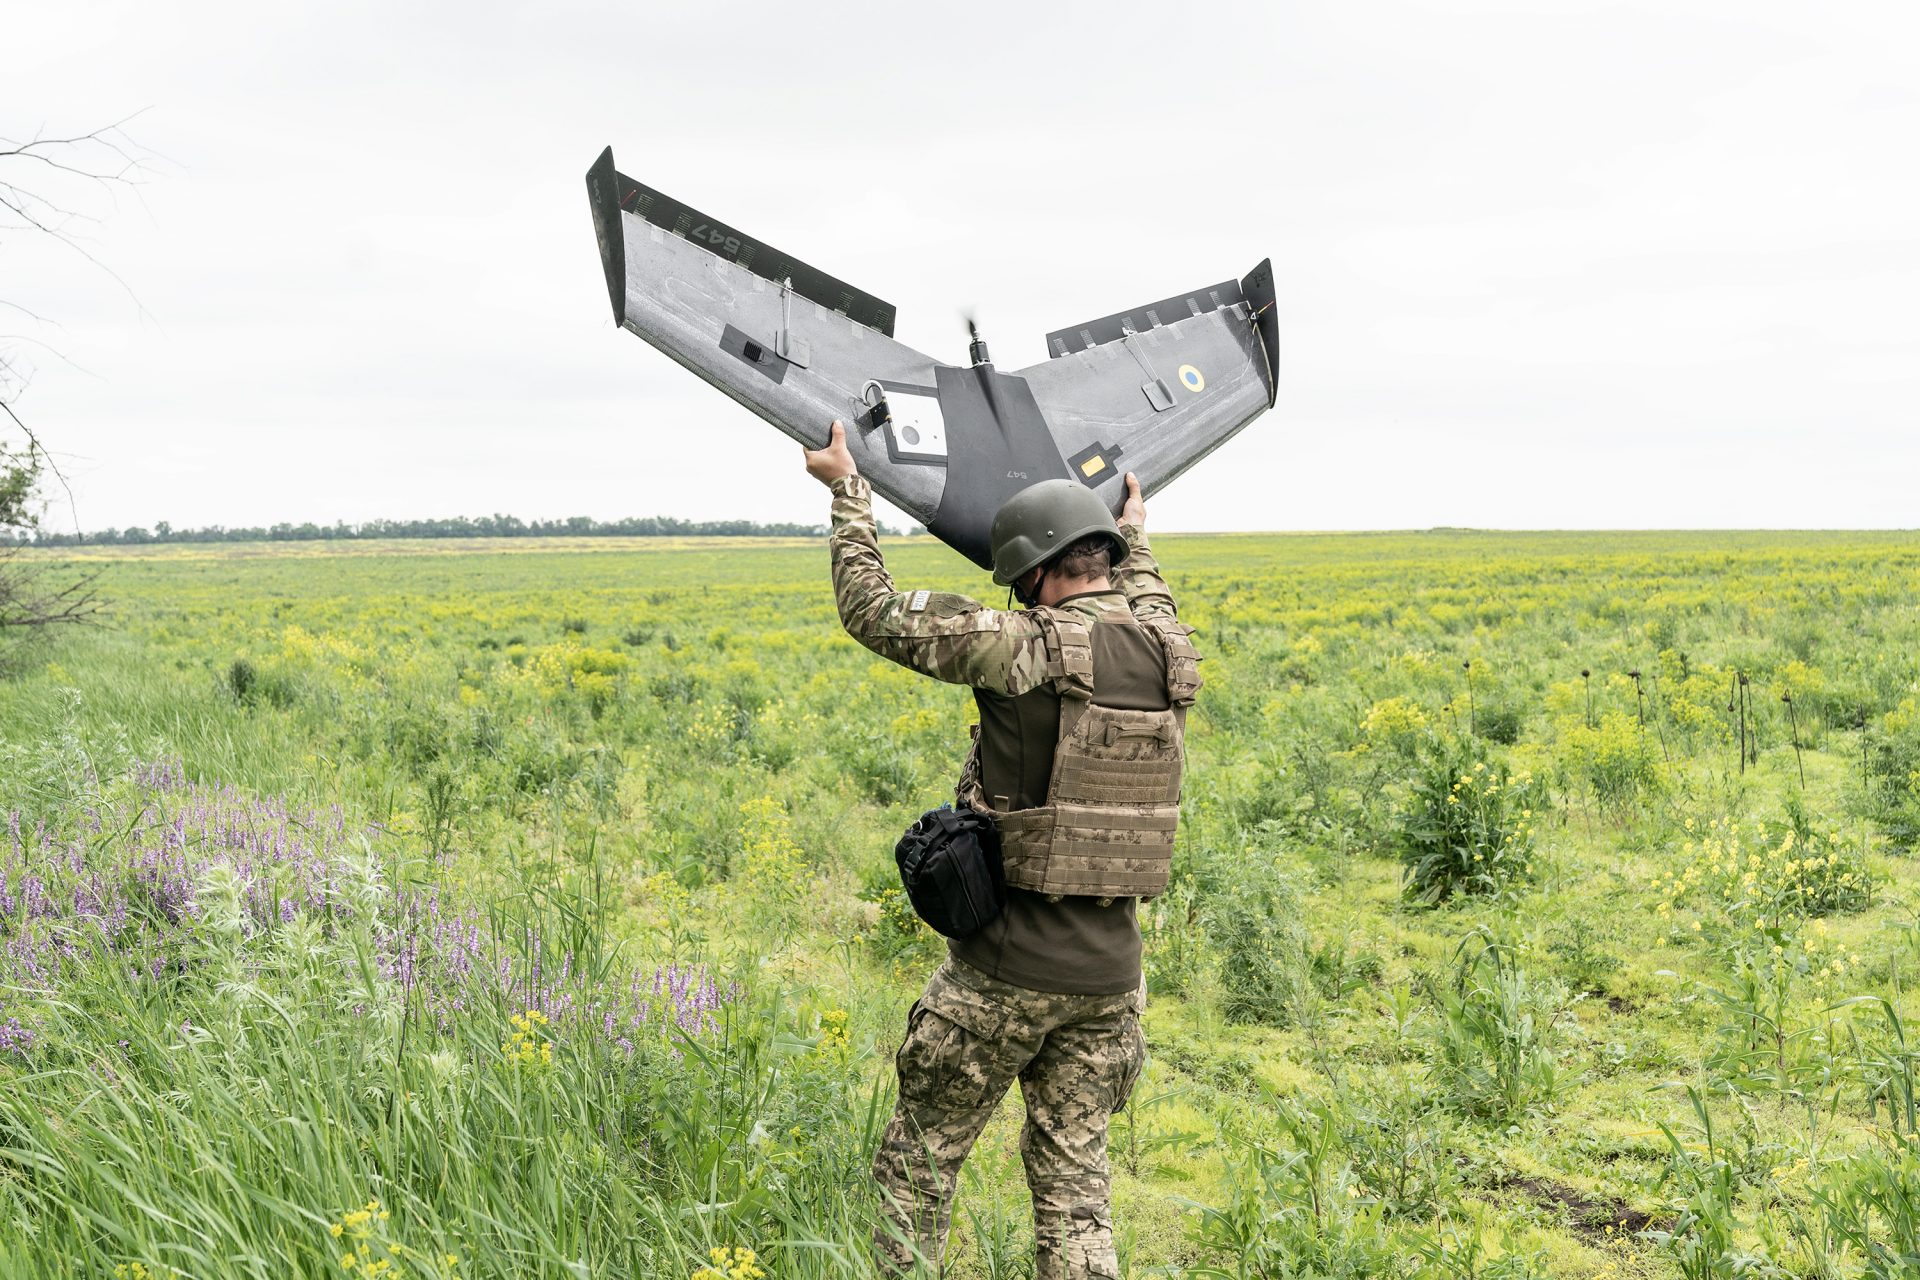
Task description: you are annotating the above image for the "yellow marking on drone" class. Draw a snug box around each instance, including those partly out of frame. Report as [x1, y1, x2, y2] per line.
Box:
[1177, 364, 1205, 393]
[1080, 455, 1108, 478]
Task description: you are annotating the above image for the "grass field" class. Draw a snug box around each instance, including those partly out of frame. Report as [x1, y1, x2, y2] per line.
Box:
[3, 529, 1920, 1279]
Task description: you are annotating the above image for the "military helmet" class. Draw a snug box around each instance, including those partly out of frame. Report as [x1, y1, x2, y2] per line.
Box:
[989, 479, 1130, 586]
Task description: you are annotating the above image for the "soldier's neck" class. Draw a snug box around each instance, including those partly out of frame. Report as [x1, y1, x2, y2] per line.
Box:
[1036, 575, 1112, 607]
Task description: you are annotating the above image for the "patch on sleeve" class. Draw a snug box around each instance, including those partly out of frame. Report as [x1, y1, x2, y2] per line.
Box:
[908, 589, 931, 612]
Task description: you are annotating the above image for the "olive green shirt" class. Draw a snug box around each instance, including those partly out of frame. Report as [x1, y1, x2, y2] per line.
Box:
[827, 473, 1183, 994]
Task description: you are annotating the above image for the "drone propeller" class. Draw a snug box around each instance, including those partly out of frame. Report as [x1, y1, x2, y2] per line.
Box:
[963, 312, 991, 367]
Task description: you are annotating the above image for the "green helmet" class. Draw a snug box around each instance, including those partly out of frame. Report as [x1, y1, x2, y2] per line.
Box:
[989, 479, 1129, 586]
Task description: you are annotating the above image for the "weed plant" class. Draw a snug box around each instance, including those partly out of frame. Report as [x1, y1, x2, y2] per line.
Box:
[1395, 739, 1539, 904]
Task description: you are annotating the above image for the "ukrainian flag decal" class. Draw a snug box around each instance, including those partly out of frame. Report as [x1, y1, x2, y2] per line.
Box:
[1178, 364, 1205, 393]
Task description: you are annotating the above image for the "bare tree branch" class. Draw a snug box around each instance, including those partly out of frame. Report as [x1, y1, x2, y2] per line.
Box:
[0, 112, 159, 314]
[0, 113, 154, 651]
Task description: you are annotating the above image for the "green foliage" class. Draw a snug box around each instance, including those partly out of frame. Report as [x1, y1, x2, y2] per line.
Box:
[1820, 1140, 1920, 1280]
[1426, 934, 1570, 1120]
[17, 510, 836, 546]
[1187, 1092, 1394, 1279]
[1559, 708, 1663, 813]
[1409, 1223, 1547, 1280]
[1771, 795, 1874, 916]
[1543, 912, 1622, 995]
[1337, 1086, 1460, 1221]
[845, 726, 921, 805]
[1202, 852, 1313, 1028]
[1395, 739, 1538, 905]
[0, 441, 38, 531]
[1644, 1087, 1787, 1280]
[1652, 808, 1874, 933]
[1819, 1000, 1920, 1274]
[1473, 701, 1525, 746]
[1861, 696, 1920, 850]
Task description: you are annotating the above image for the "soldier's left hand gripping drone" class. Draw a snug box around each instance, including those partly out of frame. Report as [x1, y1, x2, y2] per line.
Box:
[585, 147, 1277, 569]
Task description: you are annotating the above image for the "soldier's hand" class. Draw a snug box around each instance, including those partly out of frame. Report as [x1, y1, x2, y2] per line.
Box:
[804, 420, 858, 485]
[1120, 472, 1146, 528]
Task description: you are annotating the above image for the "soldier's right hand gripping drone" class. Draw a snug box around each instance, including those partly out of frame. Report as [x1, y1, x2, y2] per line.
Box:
[585, 147, 1276, 568]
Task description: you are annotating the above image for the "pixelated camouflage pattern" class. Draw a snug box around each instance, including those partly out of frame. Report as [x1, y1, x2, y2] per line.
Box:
[872, 960, 1147, 1279]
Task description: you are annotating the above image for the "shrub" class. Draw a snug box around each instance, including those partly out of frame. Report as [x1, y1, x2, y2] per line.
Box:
[1651, 805, 1873, 930]
[225, 656, 295, 709]
[1474, 701, 1525, 746]
[733, 796, 807, 899]
[225, 656, 255, 702]
[1395, 740, 1539, 905]
[1559, 709, 1660, 814]
[1821, 1001, 1920, 1274]
[1340, 1086, 1460, 1220]
[1142, 877, 1205, 998]
[1187, 1092, 1393, 1279]
[1643, 1087, 1770, 1280]
[1204, 855, 1312, 1027]
[1544, 913, 1622, 995]
[1821, 1138, 1920, 1280]
[847, 728, 919, 806]
[1861, 696, 1920, 851]
[1704, 936, 1850, 1092]
[1361, 696, 1430, 756]
[1427, 934, 1570, 1119]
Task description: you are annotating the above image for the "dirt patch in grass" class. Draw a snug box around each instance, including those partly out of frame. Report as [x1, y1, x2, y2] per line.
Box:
[1502, 1175, 1658, 1239]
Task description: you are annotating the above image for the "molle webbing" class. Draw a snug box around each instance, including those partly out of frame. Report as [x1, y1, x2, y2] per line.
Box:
[982, 609, 1196, 900]
[1158, 620, 1201, 707]
[1047, 620, 1095, 700]
[1055, 753, 1183, 805]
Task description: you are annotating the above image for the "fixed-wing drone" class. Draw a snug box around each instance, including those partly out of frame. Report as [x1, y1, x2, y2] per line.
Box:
[585, 146, 1277, 569]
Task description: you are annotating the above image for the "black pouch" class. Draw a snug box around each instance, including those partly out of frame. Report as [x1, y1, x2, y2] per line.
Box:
[894, 804, 1004, 939]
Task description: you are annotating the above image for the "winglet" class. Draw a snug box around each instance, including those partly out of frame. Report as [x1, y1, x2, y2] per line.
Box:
[1240, 257, 1278, 408]
[586, 146, 626, 324]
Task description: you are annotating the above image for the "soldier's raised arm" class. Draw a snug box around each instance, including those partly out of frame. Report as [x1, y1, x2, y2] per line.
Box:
[807, 422, 1049, 695]
[1113, 472, 1178, 623]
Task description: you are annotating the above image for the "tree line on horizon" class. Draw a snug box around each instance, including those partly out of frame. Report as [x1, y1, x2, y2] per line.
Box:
[2, 511, 919, 547]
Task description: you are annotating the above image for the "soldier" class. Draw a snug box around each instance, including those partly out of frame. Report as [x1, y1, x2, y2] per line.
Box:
[802, 421, 1200, 1280]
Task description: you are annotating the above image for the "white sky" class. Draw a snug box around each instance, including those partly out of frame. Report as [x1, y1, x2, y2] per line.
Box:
[6, 0, 1918, 533]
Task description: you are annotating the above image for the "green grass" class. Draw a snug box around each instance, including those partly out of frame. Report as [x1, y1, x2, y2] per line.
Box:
[3, 529, 1920, 1278]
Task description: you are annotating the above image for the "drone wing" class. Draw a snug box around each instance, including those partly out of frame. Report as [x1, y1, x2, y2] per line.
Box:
[589, 146, 1278, 568]
[586, 147, 951, 527]
[1015, 261, 1279, 512]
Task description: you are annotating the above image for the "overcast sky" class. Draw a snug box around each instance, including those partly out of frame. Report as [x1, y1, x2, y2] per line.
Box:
[7, 0, 1918, 533]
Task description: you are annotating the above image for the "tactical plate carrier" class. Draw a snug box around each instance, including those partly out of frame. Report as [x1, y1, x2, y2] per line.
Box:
[961, 610, 1199, 899]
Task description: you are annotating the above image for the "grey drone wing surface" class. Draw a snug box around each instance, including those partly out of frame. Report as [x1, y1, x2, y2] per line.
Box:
[587, 146, 1277, 570]
[1015, 261, 1278, 513]
[586, 147, 951, 528]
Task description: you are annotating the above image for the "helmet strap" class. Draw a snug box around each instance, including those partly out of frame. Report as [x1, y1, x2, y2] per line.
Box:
[1012, 566, 1045, 609]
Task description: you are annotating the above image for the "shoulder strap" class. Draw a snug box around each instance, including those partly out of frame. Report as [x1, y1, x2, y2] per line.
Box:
[1144, 617, 1202, 707]
[1032, 609, 1094, 703]
[1029, 609, 1095, 758]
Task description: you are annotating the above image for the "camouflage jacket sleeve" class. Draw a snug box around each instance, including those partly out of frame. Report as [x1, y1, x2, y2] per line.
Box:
[1114, 520, 1178, 623]
[828, 475, 1053, 695]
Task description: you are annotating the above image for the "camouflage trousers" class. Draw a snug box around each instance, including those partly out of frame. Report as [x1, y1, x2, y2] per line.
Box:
[871, 959, 1148, 1279]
